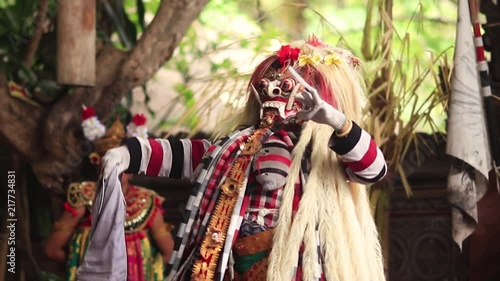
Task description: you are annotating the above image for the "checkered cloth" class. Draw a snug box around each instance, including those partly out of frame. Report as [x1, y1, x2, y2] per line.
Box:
[123, 121, 387, 281]
[167, 127, 255, 280]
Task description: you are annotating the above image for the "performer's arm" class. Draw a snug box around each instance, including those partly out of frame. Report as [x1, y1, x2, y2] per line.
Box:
[329, 121, 387, 184]
[289, 70, 386, 183]
[44, 206, 85, 263]
[150, 212, 175, 264]
[124, 138, 211, 178]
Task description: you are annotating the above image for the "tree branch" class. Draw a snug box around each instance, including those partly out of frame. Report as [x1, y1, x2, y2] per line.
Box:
[2, 0, 209, 192]
[0, 73, 46, 161]
[23, 0, 49, 67]
[95, 0, 209, 117]
[42, 45, 127, 161]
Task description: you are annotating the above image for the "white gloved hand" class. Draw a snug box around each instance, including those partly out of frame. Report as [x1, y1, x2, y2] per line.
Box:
[294, 90, 347, 130]
[288, 67, 347, 131]
[101, 146, 130, 179]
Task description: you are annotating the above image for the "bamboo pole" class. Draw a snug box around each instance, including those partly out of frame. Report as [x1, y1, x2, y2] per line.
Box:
[57, 0, 96, 86]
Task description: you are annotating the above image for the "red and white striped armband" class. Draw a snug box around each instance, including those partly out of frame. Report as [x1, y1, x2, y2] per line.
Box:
[329, 121, 387, 184]
[124, 137, 211, 179]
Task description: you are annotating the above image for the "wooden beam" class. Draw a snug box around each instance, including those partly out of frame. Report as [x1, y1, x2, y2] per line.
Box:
[57, 0, 96, 86]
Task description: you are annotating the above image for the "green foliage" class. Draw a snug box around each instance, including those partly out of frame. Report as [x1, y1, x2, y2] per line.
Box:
[156, 0, 455, 135]
[0, 0, 151, 106]
[0, 0, 37, 38]
[0, 0, 61, 103]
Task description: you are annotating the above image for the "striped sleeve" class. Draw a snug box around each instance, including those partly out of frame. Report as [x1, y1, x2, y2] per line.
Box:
[329, 122, 387, 184]
[124, 137, 211, 180]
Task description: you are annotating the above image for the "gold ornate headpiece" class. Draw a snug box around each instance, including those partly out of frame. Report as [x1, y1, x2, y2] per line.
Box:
[81, 105, 147, 165]
[92, 117, 125, 155]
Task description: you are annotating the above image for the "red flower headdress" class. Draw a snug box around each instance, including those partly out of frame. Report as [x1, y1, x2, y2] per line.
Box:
[82, 105, 96, 121]
[126, 113, 148, 138]
[81, 105, 107, 165]
[131, 113, 147, 126]
[276, 45, 300, 68]
[306, 34, 328, 48]
[81, 105, 106, 141]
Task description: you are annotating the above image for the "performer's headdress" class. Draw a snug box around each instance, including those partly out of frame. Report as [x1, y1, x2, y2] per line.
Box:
[218, 35, 365, 137]
[81, 106, 148, 165]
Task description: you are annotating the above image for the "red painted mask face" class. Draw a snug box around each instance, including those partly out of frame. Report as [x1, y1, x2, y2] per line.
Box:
[254, 67, 303, 124]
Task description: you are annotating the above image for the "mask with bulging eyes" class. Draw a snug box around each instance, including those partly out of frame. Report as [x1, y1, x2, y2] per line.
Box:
[251, 67, 303, 126]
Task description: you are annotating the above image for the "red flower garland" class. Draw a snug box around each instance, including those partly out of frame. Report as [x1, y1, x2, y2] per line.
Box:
[276, 45, 300, 65]
[132, 113, 147, 126]
[81, 106, 96, 121]
[89, 152, 101, 165]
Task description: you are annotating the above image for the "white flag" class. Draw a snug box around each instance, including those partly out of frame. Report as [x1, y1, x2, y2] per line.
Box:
[446, 0, 492, 250]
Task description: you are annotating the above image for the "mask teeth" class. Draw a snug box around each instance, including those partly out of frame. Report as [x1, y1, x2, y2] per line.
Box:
[261, 101, 286, 119]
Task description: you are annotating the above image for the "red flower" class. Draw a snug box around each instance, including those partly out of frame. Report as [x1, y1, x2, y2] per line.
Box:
[89, 152, 101, 165]
[290, 47, 300, 60]
[132, 113, 147, 126]
[81, 106, 96, 120]
[9, 83, 21, 91]
[276, 45, 301, 65]
[306, 34, 327, 47]
[349, 56, 361, 68]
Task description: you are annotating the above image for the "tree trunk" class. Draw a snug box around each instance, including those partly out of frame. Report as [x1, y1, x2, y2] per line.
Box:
[0, 0, 210, 193]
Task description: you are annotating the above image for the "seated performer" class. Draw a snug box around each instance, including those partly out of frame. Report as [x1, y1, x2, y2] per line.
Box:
[44, 110, 175, 281]
[102, 36, 387, 281]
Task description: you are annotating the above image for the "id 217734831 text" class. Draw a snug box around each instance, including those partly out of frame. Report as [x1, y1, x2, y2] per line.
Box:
[6, 171, 16, 274]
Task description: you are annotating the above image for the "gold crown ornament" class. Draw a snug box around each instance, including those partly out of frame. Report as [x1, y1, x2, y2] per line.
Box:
[81, 105, 147, 165]
[92, 117, 126, 155]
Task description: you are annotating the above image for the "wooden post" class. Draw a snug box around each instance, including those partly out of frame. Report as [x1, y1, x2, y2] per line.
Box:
[57, 0, 96, 86]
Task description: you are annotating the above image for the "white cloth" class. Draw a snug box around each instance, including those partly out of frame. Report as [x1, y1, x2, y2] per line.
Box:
[76, 166, 127, 281]
[446, 0, 492, 250]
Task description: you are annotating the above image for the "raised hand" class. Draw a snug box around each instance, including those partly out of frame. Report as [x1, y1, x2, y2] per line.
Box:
[288, 67, 348, 131]
[101, 146, 130, 179]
